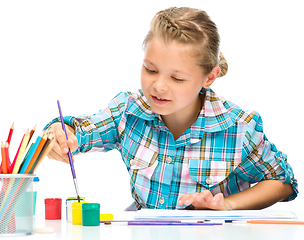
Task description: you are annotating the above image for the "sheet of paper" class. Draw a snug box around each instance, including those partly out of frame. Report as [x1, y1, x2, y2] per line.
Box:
[135, 209, 297, 220]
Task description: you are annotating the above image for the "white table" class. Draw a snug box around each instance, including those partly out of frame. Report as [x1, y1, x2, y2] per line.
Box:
[1, 211, 304, 240]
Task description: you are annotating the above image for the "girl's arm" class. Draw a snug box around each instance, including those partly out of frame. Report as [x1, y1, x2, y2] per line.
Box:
[178, 180, 294, 210]
[179, 111, 297, 210]
[44, 91, 131, 163]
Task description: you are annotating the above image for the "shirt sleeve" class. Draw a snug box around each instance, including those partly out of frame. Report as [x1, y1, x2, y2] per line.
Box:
[44, 92, 130, 154]
[234, 111, 298, 201]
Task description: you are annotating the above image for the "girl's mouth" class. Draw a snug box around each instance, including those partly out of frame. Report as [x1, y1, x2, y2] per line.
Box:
[151, 95, 171, 105]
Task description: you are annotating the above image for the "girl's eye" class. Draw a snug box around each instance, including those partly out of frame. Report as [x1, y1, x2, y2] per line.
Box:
[172, 77, 184, 82]
[145, 67, 157, 73]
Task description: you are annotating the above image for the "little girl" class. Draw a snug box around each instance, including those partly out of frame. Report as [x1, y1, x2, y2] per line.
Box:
[46, 7, 298, 210]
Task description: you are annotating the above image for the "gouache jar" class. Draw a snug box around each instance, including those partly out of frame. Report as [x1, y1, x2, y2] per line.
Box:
[44, 198, 62, 220]
[82, 203, 100, 226]
[72, 202, 87, 225]
[66, 197, 85, 223]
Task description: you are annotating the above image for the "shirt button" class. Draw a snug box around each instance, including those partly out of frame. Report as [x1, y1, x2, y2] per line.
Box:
[166, 157, 172, 164]
[205, 178, 212, 185]
[130, 160, 135, 166]
[159, 198, 165, 205]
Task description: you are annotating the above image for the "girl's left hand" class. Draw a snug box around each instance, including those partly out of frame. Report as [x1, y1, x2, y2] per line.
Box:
[177, 190, 232, 210]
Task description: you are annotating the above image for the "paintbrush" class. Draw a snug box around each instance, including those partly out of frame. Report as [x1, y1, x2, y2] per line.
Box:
[57, 100, 80, 203]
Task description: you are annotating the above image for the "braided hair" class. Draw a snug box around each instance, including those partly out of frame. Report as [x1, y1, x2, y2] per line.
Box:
[143, 7, 228, 78]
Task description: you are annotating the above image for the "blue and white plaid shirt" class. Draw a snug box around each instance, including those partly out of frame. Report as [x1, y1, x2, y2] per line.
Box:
[47, 88, 298, 210]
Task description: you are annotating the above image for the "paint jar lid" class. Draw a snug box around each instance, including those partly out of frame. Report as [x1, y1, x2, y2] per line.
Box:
[34, 177, 40, 182]
[66, 197, 85, 201]
[82, 203, 100, 210]
[44, 198, 62, 204]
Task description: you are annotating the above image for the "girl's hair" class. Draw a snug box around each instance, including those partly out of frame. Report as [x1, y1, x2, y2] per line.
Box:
[143, 7, 228, 77]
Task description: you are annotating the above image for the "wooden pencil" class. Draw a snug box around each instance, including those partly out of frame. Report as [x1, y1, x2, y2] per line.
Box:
[12, 129, 30, 174]
[28, 135, 50, 173]
[11, 134, 25, 170]
[1, 142, 7, 174]
[5, 142, 11, 174]
[30, 134, 52, 173]
[19, 143, 33, 171]
[25, 131, 47, 174]
[19, 131, 44, 174]
[26, 124, 37, 148]
[31, 135, 54, 173]
[6, 122, 14, 145]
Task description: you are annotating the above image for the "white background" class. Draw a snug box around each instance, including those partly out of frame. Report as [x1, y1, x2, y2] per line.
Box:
[0, 0, 303, 214]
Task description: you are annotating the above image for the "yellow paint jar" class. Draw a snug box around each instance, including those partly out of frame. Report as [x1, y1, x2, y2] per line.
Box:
[72, 202, 88, 225]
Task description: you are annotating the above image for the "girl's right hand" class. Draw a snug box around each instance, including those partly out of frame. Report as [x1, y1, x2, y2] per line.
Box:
[46, 122, 78, 163]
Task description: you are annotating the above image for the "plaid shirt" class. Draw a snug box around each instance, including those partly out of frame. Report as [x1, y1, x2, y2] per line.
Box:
[48, 88, 298, 210]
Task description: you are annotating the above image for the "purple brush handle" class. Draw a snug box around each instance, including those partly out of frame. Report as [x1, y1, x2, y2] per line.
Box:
[57, 100, 76, 179]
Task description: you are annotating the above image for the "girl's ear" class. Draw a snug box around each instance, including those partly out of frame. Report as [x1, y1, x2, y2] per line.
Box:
[204, 66, 221, 88]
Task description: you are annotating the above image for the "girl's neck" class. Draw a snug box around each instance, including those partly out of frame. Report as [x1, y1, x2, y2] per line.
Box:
[161, 95, 203, 141]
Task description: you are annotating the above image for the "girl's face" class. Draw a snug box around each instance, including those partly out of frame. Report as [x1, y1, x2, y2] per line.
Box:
[141, 38, 210, 118]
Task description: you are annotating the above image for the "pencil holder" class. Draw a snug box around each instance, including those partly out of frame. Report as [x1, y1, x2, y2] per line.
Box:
[0, 174, 35, 236]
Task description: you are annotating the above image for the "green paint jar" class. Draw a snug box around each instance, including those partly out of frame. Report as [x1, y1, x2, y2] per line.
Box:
[82, 203, 100, 226]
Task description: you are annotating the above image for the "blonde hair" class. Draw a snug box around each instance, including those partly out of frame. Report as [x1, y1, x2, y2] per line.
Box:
[143, 7, 228, 77]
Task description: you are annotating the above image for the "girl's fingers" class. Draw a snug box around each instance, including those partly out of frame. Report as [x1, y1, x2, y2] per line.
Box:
[178, 191, 229, 210]
[178, 192, 199, 206]
[195, 190, 214, 203]
[211, 193, 227, 210]
[47, 122, 78, 162]
[54, 126, 69, 154]
[47, 149, 69, 164]
[177, 193, 191, 205]
[67, 138, 78, 153]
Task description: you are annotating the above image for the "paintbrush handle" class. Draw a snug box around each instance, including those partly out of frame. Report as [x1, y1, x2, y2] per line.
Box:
[57, 100, 77, 179]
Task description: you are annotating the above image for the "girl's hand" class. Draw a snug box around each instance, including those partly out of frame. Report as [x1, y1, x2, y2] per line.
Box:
[46, 122, 78, 163]
[177, 190, 233, 210]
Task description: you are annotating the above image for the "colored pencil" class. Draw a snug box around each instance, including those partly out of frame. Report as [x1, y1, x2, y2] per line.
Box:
[57, 100, 80, 202]
[19, 131, 43, 174]
[100, 220, 222, 226]
[12, 129, 30, 174]
[6, 122, 14, 145]
[5, 142, 11, 173]
[11, 134, 25, 170]
[247, 220, 304, 225]
[27, 124, 37, 148]
[31, 135, 54, 173]
[19, 143, 33, 171]
[1, 142, 7, 174]
[25, 132, 47, 174]
[30, 135, 52, 173]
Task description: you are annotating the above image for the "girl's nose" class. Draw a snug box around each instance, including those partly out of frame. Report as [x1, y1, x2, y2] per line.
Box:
[153, 76, 168, 92]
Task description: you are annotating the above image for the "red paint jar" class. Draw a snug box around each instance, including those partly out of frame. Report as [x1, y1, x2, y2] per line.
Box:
[44, 198, 62, 220]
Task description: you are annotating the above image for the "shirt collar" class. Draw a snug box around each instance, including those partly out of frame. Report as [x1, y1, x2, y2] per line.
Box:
[198, 88, 235, 133]
[125, 89, 157, 121]
[125, 88, 234, 134]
